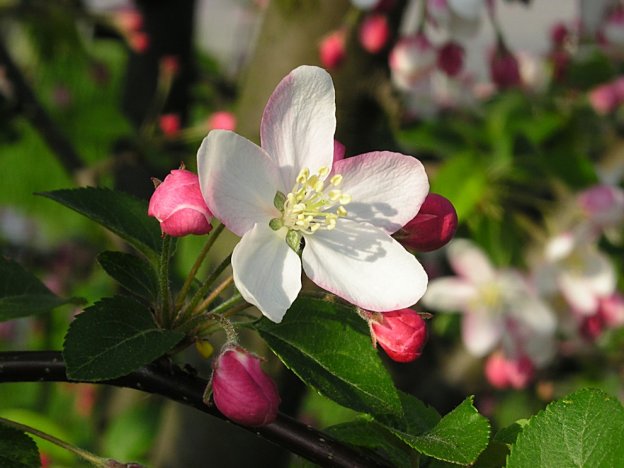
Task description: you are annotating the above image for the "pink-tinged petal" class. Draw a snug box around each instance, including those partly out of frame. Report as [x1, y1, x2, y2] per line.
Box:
[232, 223, 302, 323]
[260, 66, 336, 191]
[332, 152, 429, 234]
[301, 219, 427, 312]
[447, 239, 495, 284]
[197, 130, 281, 237]
[511, 294, 557, 335]
[421, 277, 477, 312]
[462, 311, 502, 356]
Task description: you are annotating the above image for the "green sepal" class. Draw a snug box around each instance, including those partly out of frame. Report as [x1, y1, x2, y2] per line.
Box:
[286, 229, 302, 253]
[269, 218, 283, 231]
[273, 191, 287, 211]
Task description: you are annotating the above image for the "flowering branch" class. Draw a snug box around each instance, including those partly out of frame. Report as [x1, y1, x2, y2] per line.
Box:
[0, 351, 389, 468]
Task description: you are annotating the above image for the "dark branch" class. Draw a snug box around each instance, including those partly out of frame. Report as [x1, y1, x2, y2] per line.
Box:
[0, 351, 390, 468]
[0, 39, 84, 175]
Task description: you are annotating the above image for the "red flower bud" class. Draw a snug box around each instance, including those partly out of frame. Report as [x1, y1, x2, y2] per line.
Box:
[489, 49, 521, 89]
[319, 29, 347, 70]
[485, 352, 534, 389]
[212, 347, 281, 426]
[207, 111, 237, 131]
[159, 113, 181, 136]
[148, 169, 213, 237]
[370, 309, 427, 363]
[359, 14, 390, 54]
[580, 313, 605, 341]
[437, 41, 464, 77]
[399, 193, 458, 252]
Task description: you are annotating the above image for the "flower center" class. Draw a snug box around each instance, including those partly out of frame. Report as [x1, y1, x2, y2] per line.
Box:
[270, 166, 351, 238]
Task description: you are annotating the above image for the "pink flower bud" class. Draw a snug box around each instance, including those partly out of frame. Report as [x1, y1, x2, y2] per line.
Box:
[359, 14, 390, 54]
[489, 49, 521, 89]
[550, 22, 569, 48]
[370, 309, 427, 363]
[113, 8, 143, 33]
[598, 293, 624, 328]
[580, 313, 605, 341]
[159, 113, 181, 136]
[148, 169, 213, 237]
[333, 139, 346, 162]
[485, 352, 534, 389]
[437, 41, 464, 77]
[588, 83, 618, 115]
[207, 111, 237, 131]
[319, 30, 346, 70]
[399, 193, 458, 252]
[577, 184, 624, 227]
[129, 31, 150, 53]
[211, 347, 280, 426]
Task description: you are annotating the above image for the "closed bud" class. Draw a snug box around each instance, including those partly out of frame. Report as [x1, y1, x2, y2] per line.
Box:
[370, 309, 427, 363]
[598, 293, 624, 328]
[359, 14, 390, 54]
[398, 193, 458, 252]
[437, 41, 464, 77]
[588, 83, 618, 115]
[319, 29, 347, 70]
[207, 111, 237, 131]
[159, 113, 180, 136]
[211, 347, 280, 426]
[148, 169, 213, 237]
[485, 352, 534, 389]
[489, 48, 521, 89]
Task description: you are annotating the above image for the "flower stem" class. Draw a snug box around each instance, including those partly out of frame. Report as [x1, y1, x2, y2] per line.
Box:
[174, 254, 232, 327]
[158, 235, 173, 328]
[193, 275, 234, 314]
[175, 222, 225, 310]
[0, 416, 110, 467]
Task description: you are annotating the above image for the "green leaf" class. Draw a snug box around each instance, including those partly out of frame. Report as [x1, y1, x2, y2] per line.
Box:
[256, 297, 402, 420]
[39, 188, 162, 263]
[0, 423, 41, 468]
[326, 419, 415, 468]
[63, 296, 184, 381]
[97, 251, 158, 302]
[0, 257, 66, 321]
[387, 397, 490, 465]
[507, 388, 624, 468]
[430, 153, 489, 221]
[473, 421, 527, 468]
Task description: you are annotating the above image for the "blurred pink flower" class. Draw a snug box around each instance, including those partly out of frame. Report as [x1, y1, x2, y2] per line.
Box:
[207, 111, 237, 131]
[319, 29, 346, 70]
[359, 14, 390, 54]
[422, 239, 556, 359]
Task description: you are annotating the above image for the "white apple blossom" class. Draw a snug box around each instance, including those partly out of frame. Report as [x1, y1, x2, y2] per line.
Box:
[197, 66, 429, 322]
[535, 231, 616, 316]
[421, 239, 556, 364]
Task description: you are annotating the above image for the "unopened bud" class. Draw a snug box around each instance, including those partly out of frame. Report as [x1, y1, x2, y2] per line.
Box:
[485, 352, 535, 389]
[319, 29, 347, 70]
[210, 346, 280, 426]
[148, 169, 213, 236]
[437, 41, 464, 77]
[489, 48, 521, 89]
[398, 193, 458, 252]
[359, 14, 390, 54]
[369, 308, 427, 363]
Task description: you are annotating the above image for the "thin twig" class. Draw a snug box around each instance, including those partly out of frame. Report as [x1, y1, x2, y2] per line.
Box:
[0, 351, 389, 468]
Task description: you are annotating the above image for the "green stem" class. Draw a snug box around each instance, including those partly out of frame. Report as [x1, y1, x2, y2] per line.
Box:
[183, 254, 232, 313]
[175, 293, 248, 335]
[158, 235, 173, 328]
[0, 416, 109, 467]
[193, 275, 234, 314]
[175, 222, 225, 309]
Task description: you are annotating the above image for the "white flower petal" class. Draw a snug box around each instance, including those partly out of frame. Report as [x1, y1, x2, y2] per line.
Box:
[332, 151, 429, 234]
[232, 223, 302, 323]
[512, 295, 557, 335]
[197, 130, 281, 237]
[447, 239, 495, 284]
[421, 277, 477, 312]
[462, 311, 502, 356]
[260, 65, 336, 191]
[558, 272, 599, 315]
[448, 0, 484, 21]
[301, 219, 427, 312]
